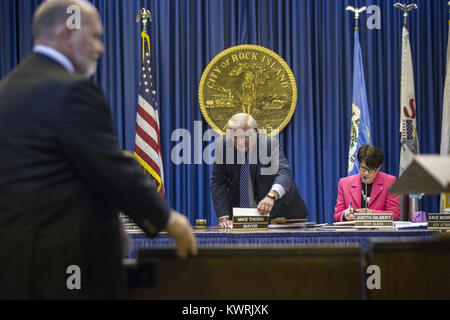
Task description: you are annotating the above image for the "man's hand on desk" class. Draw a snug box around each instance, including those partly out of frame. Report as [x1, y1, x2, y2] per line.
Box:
[257, 197, 274, 215]
[165, 210, 198, 258]
[219, 218, 233, 229]
[257, 191, 278, 215]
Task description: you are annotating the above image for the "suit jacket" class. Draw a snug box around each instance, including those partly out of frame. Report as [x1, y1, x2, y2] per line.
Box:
[0, 53, 170, 299]
[211, 135, 308, 220]
[333, 172, 400, 222]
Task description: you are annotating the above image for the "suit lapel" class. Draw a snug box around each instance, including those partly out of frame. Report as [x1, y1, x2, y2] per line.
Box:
[231, 163, 240, 181]
[368, 172, 384, 207]
[250, 163, 257, 186]
[250, 140, 259, 191]
[350, 174, 362, 208]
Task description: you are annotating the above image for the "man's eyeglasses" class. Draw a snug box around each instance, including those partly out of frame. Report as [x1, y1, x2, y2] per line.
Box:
[359, 165, 377, 174]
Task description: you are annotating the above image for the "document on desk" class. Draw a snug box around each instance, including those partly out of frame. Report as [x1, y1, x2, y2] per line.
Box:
[233, 208, 266, 217]
[394, 221, 428, 230]
[320, 225, 355, 230]
[268, 222, 320, 229]
[317, 221, 355, 230]
[333, 221, 355, 226]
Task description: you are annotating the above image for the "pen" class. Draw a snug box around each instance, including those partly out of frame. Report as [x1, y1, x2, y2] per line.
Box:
[344, 202, 353, 221]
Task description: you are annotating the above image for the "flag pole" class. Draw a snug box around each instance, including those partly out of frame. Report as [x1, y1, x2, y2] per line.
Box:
[440, 2, 450, 212]
[394, 3, 419, 221]
[345, 5, 367, 30]
[393, 3, 418, 28]
[345, 6, 372, 177]
[137, 8, 152, 62]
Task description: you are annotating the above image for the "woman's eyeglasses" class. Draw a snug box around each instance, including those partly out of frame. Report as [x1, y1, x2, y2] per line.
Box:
[359, 165, 377, 174]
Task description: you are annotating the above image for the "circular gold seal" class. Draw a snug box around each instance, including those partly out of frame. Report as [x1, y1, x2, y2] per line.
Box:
[198, 45, 297, 136]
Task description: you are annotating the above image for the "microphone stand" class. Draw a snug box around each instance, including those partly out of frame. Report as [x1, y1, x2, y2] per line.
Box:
[363, 176, 368, 213]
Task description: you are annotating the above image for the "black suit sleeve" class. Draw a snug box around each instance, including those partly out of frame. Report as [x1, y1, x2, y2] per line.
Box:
[271, 144, 293, 190]
[211, 162, 232, 219]
[211, 137, 232, 219]
[56, 80, 170, 235]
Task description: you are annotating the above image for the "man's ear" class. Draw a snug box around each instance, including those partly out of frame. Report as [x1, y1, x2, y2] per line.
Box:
[55, 23, 75, 53]
[54, 23, 68, 37]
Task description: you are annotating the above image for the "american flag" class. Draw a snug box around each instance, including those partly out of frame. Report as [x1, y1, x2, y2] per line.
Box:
[134, 39, 165, 197]
[401, 119, 414, 140]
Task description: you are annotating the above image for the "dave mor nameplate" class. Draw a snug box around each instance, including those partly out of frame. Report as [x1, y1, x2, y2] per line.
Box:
[428, 213, 450, 230]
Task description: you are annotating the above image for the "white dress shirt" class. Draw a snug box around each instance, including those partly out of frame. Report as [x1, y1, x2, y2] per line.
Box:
[33, 45, 75, 74]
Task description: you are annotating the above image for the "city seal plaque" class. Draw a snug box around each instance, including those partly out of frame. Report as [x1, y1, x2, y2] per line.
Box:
[198, 45, 297, 136]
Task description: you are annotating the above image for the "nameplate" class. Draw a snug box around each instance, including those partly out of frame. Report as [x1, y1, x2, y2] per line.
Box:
[119, 213, 144, 234]
[428, 213, 450, 230]
[354, 213, 393, 229]
[234, 216, 269, 223]
[233, 208, 269, 230]
[233, 222, 269, 230]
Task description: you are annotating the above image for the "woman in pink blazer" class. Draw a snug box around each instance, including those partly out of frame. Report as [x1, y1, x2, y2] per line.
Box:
[334, 145, 400, 222]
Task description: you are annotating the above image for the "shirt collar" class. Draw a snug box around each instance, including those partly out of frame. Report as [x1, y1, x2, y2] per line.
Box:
[33, 45, 75, 74]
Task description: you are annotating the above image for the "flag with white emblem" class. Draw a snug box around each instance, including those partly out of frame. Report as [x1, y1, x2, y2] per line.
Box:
[347, 27, 371, 175]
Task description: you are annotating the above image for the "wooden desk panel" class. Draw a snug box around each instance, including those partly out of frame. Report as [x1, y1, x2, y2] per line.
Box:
[129, 245, 362, 300]
[365, 236, 450, 299]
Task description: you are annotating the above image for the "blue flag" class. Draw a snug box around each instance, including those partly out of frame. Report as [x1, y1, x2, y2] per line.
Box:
[347, 29, 372, 175]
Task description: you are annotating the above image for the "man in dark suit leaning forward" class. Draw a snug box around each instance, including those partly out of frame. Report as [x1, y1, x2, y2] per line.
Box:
[211, 113, 308, 228]
[0, 0, 196, 299]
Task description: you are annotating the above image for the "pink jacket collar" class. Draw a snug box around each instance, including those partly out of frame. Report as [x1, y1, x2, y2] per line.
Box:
[349, 172, 385, 208]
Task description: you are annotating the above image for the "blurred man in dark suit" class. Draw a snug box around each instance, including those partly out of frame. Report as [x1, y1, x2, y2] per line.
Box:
[211, 113, 308, 228]
[0, 0, 196, 299]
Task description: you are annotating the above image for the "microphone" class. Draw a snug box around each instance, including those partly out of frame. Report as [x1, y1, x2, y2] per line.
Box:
[363, 176, 368, 213]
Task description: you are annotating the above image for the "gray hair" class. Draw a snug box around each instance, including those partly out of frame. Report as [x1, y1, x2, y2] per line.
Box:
[32, 0, 94, 40]
[226, 113, 257, 130]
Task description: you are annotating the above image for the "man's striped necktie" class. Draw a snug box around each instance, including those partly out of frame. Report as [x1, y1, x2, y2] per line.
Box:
[240, 153, 250, 208]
